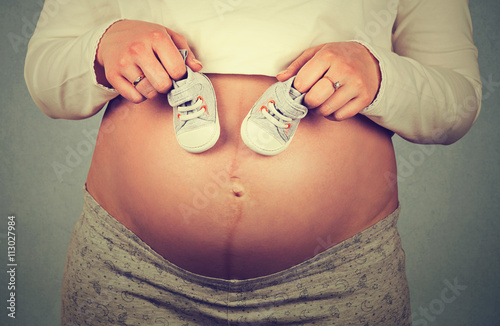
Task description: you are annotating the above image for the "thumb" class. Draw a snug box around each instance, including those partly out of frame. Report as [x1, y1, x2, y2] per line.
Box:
[185, 51, 203, 72]
[167, 27, 203, 72]
[276, 46, 320, 81]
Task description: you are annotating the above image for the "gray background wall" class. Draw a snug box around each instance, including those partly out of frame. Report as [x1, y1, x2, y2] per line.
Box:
[0, 1, 499, 325]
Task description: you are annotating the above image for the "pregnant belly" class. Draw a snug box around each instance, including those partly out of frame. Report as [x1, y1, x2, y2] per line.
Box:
[86, 74, 398, 279]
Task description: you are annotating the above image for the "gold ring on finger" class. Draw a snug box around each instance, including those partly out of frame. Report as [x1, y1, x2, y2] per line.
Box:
[133, 75, 145, 87]
[324, 76, 342, 90]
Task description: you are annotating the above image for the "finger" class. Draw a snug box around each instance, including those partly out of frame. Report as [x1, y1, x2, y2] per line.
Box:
[293, 53, 332, 93]
[134, 77, 159, 99]
[303, 77, 335, 109]
[135, 48, 173, 94]
[185, 51, 203, 72]
[152, 29, 187, 81]
[276, 46, 320, 82]
[115, 67, 150, 103]
[316, 86, 356, 117]
[332, 97, 367, 121]
[109, 74, 145, 103]
[167, 28, 202, 71]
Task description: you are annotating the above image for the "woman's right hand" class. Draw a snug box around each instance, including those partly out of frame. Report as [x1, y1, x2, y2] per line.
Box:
[95, 20, 202, 103]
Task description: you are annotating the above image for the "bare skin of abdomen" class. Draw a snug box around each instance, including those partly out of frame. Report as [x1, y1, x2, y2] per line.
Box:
[86, 74, 398, 280]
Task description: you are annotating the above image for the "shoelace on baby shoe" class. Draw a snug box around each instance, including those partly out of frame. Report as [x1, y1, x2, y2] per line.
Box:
[260, 100, 293, 129]
[177, 96, 208, 121]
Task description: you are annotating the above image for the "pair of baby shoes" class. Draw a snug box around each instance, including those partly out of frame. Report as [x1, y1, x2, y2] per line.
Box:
[168, 51, 308, 155]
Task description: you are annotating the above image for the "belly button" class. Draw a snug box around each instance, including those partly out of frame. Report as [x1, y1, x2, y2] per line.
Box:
[231, 183, 244, 198]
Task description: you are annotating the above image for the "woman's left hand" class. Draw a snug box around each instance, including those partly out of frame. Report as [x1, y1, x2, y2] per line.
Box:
[276, 42, 381, 121]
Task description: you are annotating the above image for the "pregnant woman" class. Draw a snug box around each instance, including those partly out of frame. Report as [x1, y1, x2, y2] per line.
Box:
[25, 1, 481, 325]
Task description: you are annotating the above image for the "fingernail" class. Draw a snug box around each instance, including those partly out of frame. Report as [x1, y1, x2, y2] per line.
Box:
[277, 69, 288, 76]
[192, 58, 203, 67]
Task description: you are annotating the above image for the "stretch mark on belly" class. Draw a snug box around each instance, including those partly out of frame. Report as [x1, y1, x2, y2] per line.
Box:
[224, 176, 245, 278]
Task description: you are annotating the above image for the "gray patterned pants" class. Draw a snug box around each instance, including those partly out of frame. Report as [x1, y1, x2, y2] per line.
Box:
[61, 188, 411, 325]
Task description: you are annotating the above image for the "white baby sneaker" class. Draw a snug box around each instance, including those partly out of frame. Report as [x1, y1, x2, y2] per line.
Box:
[241, 77, 308, 156]
[167, 50, 219, 153]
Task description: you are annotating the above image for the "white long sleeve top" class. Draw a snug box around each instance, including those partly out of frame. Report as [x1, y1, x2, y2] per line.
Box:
[25, 0, 482, 145]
